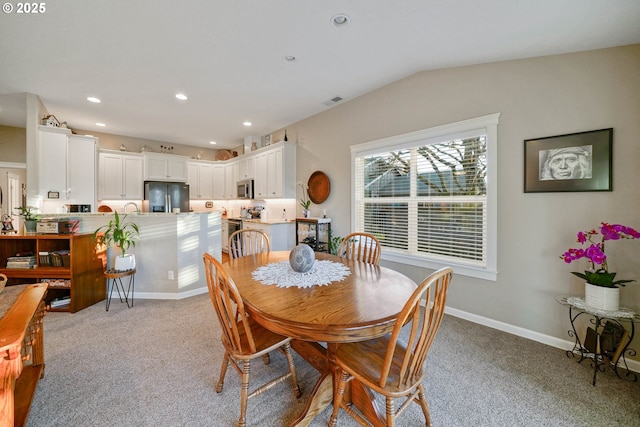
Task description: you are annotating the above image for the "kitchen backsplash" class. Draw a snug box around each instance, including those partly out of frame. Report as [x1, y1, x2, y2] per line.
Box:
[41, 196, 297, 220]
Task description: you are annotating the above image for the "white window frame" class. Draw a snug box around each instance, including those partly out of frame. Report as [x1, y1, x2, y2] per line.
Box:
[350, 113, 499, 281]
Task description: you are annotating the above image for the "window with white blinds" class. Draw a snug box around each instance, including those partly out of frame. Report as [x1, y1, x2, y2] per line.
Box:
[351, 114, 499, 280]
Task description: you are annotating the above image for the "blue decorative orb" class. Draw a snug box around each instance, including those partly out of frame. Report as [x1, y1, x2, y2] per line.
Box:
[289, 244, 316, 273]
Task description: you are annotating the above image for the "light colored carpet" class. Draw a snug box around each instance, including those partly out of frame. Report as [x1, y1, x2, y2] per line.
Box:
[26, 294, 640, 426]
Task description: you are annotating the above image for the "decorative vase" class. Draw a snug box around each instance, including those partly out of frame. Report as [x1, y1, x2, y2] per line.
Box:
[289, 244, 316, 273]
[584, 282, 619, 311]
[303, 209, 311, 218]
[24, 220, 37, 233]
[115, 254, 136, 271]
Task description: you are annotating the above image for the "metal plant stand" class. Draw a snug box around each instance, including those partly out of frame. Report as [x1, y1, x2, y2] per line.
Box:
[105, 269, 136, 311]
[556, 295, 638, 386]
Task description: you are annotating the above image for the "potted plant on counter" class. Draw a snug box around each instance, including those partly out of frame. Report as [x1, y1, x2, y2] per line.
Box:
[93, 211, 140, 271]
[15, 206, 40, 233]
[299, 182, 312, 218]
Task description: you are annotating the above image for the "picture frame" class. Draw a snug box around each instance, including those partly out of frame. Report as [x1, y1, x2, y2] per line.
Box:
[524, 128, 612, 193]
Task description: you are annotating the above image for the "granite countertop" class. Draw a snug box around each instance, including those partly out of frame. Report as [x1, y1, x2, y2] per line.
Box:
[223, 217, 294, 225]
[39, 211, 221, 217]
[243, 218, 294, 225]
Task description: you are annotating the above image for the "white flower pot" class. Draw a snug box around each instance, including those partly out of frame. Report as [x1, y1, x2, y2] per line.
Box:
[584, 282, 619, 311]
[114, 254, 136, 271]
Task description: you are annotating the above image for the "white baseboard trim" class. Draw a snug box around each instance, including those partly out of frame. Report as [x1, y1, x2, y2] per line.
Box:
[445, 306, 640, 374]
[134, 287, 208, 300]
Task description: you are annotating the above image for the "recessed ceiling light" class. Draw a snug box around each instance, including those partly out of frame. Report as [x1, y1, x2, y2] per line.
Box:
[96, 123, 106, 127]
[175, 93, 188, 101]
[209, 141, 217, 145]
[87, 97, 101, 103]
[331, 13, 351, 28]
[283, 55, 296, 63]
[243, 121, 252, 127]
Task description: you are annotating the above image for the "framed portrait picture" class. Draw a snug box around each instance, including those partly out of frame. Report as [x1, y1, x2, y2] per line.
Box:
[524, 128, 612, 193]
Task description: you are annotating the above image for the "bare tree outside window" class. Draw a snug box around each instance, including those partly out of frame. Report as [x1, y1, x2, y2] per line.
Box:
[362, 136, 487, 261]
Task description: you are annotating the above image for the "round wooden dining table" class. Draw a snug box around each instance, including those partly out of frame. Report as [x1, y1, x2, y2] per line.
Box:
[224, 251, 417, 427]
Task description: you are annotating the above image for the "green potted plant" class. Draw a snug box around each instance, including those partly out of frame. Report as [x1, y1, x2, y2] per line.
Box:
[298, 182, 312, 218]
[328, 229, 343, 256]
[15, 206, 40, 233]
[93, 211, 140, 271]
[560, 222, 640, 311]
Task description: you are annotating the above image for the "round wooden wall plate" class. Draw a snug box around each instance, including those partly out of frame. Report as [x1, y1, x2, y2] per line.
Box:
[307, 171, 330, 204]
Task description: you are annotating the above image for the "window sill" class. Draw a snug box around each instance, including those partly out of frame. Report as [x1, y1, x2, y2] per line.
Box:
[381, 252, 497, 281]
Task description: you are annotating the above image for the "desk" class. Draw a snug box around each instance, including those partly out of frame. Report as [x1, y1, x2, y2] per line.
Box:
[556, 295, 639, 386]
[224, 251, 417, 426]
[0, 283, 47, 426]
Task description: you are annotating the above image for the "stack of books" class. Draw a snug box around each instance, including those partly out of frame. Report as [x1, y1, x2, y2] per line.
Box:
[50, 296, 71, 308]
[6, 255, 37, 269]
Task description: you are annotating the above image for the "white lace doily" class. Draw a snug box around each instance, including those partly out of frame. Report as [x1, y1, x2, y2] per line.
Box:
[252, 260, 351, 288]
[566, 296, 636, 318]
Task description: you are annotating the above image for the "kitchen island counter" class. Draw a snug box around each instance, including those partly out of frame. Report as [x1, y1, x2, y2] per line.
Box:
[42, 211, 222, 300]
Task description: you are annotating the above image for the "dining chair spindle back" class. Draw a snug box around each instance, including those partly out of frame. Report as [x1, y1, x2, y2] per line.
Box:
[202, 253, 301, 427]
[329, 267, 453, 427]
[337, 232, 381, 265]
[228, 229, 271, 260]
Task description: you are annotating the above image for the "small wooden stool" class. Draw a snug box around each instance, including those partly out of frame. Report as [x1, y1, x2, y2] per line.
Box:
[104, 269, 136, 311]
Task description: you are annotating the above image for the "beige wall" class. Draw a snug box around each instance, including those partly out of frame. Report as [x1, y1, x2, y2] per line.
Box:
[281, 44, 640, 357]
[72, 129, 220, 161]
[0, 125, 26, 163]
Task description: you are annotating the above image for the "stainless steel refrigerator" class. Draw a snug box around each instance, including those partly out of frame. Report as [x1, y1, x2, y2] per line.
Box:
[143, 181, 190, 213]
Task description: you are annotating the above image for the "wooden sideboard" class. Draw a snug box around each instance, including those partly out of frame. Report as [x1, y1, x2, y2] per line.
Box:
[0, 283, 47, 426]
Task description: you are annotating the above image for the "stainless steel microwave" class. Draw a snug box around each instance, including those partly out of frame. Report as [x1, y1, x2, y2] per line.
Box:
[237, 179, 254, 199]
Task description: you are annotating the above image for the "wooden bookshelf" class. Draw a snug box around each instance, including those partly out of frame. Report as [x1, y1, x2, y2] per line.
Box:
[0, 233, 105, 313]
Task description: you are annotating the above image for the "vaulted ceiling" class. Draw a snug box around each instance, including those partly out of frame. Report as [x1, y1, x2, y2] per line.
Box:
[1, 0, 639, 149]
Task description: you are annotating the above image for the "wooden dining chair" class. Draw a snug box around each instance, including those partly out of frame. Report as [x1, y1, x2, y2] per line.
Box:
[228, 229, 270, 260]
[202, 253, 302, 427]
[329, 267, 453, 427]
[337, 232, 382, 266]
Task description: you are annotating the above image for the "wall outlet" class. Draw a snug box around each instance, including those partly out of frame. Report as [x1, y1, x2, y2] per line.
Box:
[168, 270, 174, 280]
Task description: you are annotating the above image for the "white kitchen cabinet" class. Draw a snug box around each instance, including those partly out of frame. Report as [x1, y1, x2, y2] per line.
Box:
[265, 148, 283, 197]
[38, 126, 68, 196]
[237, 156, 255, 180]
[257, 142, 296, 199]
[212, 164, 225, 199]
[242, 221, 295, 251]
[253, 152, 268, 199]
[143, 152, 189, 182]
[98, 151, 143, 200]
[224, 161, 238, 199]
[67, 135, 97, 205]
[212, 142, 296, 200]
[38, 126, 97, 207]
[187, 160, 213, 199]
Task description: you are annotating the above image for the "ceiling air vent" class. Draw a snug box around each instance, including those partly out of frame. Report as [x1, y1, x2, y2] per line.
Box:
[323, 96, 344, 106]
